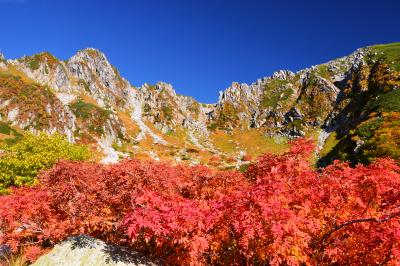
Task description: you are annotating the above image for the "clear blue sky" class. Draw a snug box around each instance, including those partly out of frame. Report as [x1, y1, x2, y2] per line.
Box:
[0, 0, 399, 103]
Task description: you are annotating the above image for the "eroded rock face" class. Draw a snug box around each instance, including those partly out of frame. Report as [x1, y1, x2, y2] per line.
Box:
[211, 48, 371, 137]
[3, 50, 214, 151]
[0, 45, 379, 162]
[6, 48, 367, 138]
[135, 82, 211, 133]
[213, 70, 297, 132]
[67, 48, 132, 108]
[32, 235, 158, 266]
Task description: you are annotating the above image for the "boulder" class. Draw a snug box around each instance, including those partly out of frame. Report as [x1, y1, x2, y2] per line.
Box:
[33, 235, 158, 266]
[0, 244, 11, 259]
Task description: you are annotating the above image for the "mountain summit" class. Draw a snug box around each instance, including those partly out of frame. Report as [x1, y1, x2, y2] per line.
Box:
[0, 42, 399, 166]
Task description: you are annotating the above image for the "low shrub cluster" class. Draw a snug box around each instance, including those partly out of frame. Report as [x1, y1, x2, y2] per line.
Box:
[0, 133, 89, 194]
[353, 112, 400, 163]
[69, 98, 112, 135]
[0, 139, 399, 265]
[0, 74, 69, 131]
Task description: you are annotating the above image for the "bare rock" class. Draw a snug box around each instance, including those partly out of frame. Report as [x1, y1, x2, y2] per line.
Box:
[32, 235, 158, 266]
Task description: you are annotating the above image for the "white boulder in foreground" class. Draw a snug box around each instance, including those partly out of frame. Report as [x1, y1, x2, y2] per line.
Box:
[33, 235, 158, 266]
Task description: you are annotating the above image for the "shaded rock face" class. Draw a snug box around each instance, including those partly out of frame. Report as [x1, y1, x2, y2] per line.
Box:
[0, 244, 11, 259]
[284, 107, 303, 123]
[33, 235, 158, 266]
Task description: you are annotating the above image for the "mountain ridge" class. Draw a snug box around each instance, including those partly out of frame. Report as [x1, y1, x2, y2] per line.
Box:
[0, 45, 367, 104]
[0, 42, 399, 166]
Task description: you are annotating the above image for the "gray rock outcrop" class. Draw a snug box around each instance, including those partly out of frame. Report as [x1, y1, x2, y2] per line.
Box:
[33, 235, 158, 266]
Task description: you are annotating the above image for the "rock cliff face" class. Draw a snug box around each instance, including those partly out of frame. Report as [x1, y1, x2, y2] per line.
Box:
[0, 43, 399, 165]
[213, 48, 368, 136]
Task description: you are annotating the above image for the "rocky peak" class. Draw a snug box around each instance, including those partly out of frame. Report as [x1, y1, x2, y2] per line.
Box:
[218, 82, 259, 105]
[67, 48, 130, 95]
[6, 48, 131, 109]
[217, 70, 297, 109]
[271, 70, 295, 80]
[68, 48, 111, 74]
[137, 82, 210, 129]
[211, 47, 374, 134]
[140, 82, 179, 99]
[0, 53, 6, 70]
[74, 47, 105, 59]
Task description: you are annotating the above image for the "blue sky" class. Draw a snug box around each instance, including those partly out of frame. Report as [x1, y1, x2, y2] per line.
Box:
[0, 0, 399, 103]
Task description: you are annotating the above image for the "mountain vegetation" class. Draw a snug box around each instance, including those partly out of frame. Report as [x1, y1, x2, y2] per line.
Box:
[0, 43, 399, 167]
[0, 42, 400, 265]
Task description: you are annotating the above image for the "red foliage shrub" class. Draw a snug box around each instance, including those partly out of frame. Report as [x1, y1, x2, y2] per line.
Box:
[24, 246, 46, 262]
[1, 138, 400, 265]
[0, 159, 245, 263]
[125, 138, 400, 265]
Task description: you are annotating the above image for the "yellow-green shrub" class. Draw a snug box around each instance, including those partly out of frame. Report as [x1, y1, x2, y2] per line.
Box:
[0, 133, 89, 194]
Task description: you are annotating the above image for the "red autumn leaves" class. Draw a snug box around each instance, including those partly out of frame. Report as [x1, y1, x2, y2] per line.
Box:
[0, 139, 399, 265]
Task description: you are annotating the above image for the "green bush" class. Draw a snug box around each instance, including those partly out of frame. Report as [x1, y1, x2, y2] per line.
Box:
[162, 106, 173, 121]
[371, 42, 400, 71]
[78, 79, 90, 92]
[70, 98, 109, 119]
[143, 103, 151, 113]
[0, 122, 13, 135]
[0, 133, 90, 194]
[207, 122, 218, 131]
[365, 89, 400, 113]
[28, 57, 40, 70]
[261, 79, 292, 108]
[0, 122, 23, 145]
[69, 98, 111, 135]
[355, 117, 383, 139]
[316, 65, 331, 79]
